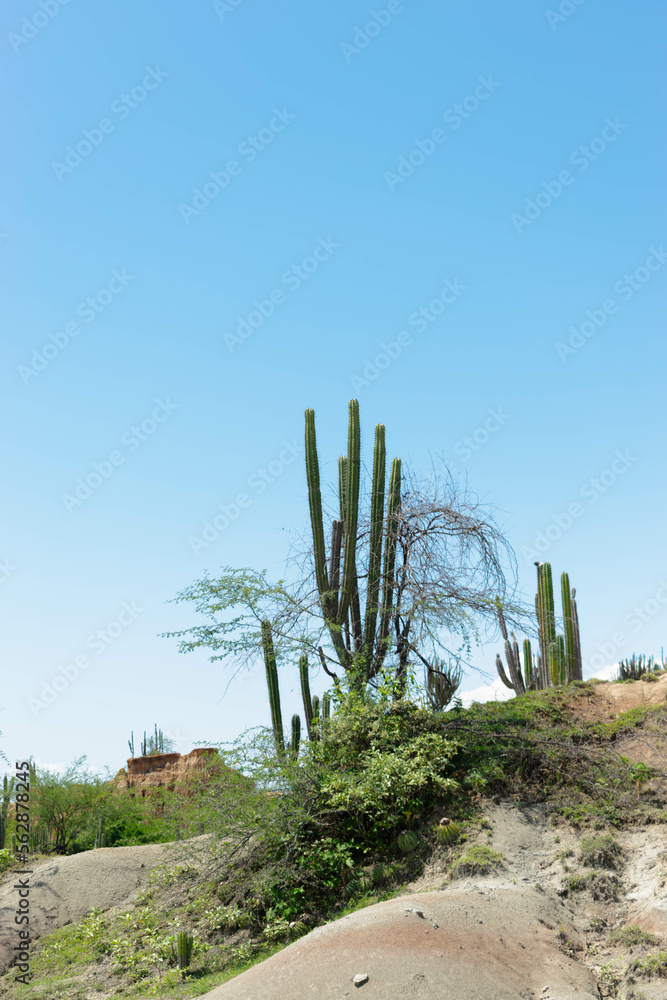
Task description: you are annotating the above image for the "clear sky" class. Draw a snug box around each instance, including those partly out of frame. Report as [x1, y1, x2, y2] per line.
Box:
[1, 0, 665, 775]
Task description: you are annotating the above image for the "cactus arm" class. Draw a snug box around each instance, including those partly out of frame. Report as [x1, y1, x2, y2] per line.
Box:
[261, 620, 285, 758]
[496, 653, 515, 690]
[299, 654, 314, 740]
[362, 424, 386, 665]
[305, 409, 331, 605]
[571, 588, 583, 680]
[372, 457, 401, 677]
[337, 400, 361, 629]
[329, 520, 343, 619]
[561, 572, 576, 681]
[290, 715, 301, 761]
[523, 639, 533, 690]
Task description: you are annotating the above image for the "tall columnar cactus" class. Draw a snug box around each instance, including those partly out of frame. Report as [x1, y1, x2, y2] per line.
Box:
[523, 639, 533, 690]
[261, 619, 285, 757]
[304, 400, 402, 687]
[290, 714, 301, 761]
[496, 564, 582, 694]
[561, 571, 576, 682]
[536, 562, 558, 688]
[173, 930, 193, 970]
[299, 654, 315, 740]
[571, 588, 582, 680]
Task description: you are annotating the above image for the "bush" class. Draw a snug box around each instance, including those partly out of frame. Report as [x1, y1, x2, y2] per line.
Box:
[578, 833, 622, 869]
[608, 925, 661, 948]
[449, 845, 503, 878]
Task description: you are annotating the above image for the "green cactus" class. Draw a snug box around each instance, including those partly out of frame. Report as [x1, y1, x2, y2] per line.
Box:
[523, 639, 533, 690]
[495, 599, 525, 695]
[304, 400, 402, 688]
[497, 566, 582, 693]
[561, 572, 576, 682]
[290, 714, 301, 761]
[0, 776, 14, 850]
[299, 654, 315, 740]
[311, 694, 320, 722]
[571, 588, 582, 680]
[261, 620, 285, 758]
[173, 930, 193, 970]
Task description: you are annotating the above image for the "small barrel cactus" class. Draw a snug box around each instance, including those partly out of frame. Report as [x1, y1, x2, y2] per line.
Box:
[397, 830, 420, 854]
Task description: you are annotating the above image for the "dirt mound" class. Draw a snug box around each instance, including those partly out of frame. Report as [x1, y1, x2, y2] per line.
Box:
[0, 841, 172, 974]
[200, 884, 598, 1000]
[575, 673, 667, 724]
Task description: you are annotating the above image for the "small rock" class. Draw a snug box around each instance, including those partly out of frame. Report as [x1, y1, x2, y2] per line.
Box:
[519, 941, 525, 948]
[289, 921, 296, 927]
[432, 921, 439, 929]
[352, 973, 369, 986]
[542, 989, 549, 994]
[439, 817, 451, 826]
[476, 918, 483, 924]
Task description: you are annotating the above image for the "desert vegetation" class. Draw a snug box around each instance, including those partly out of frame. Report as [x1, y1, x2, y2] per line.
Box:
[2, 401, 666, 999]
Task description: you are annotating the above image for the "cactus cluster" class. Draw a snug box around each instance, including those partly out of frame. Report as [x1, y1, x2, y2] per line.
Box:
[262, 619, 332, 761]
[305, 399, 401, 687]
[496, 562, 582, 694]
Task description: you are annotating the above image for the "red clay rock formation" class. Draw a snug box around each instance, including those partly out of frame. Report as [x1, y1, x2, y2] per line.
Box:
[113, 747, 219, 797]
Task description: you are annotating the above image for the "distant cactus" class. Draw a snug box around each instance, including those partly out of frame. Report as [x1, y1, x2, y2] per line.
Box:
[289, 714, 301, 761]
[172, 930, 193, 970]
[299, 654, 316, 740]
[261, 620, 285, 758]
[424, 658, 462, 711]
[522, 639, 533, 690]
[496, 564, 582, 694]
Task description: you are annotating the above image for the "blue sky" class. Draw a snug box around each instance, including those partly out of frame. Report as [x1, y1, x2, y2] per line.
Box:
[1, 0, 665, 774]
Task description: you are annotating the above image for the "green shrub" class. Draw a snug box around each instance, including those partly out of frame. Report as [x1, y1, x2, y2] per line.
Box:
[450, 845, 503, 878]
[628, 950, 667, 977]
[564, 870, 619, 901]
[578, 833, 622, 869]
[608, 925, 661, 948]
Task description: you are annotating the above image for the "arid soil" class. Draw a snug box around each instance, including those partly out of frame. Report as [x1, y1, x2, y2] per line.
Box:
[0, 842, 174, 975]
